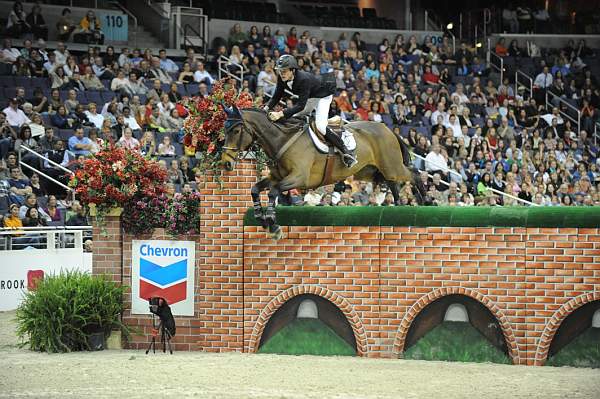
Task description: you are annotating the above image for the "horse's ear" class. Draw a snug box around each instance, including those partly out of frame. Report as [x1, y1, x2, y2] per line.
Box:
[232, 105, 242, 119]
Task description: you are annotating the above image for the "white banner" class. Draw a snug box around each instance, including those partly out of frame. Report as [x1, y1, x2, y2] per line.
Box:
[0, 248, 91, 311]
[131, 240, 195, 316]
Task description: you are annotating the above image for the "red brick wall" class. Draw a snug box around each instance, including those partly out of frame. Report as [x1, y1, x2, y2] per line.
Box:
[92, 161, 600, 365]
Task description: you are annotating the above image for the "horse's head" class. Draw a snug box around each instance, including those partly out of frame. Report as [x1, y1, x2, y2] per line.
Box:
[221, 105, 253, 171]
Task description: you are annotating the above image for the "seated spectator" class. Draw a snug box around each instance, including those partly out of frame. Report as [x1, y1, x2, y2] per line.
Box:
[193, 61, 214, 85]
[495, 38, 508, 56]
[139, 131, 156, 158]
[4, 203, 23, 229]
[51, 105, 75, 129]
[168, 83, 182, 104]
[65, 201, 88, 226]
[43, 195, 62, 223]
[166, 159, 184, 185]
[49, 63, 70, 89]
[7, 167, 30, 205]
[177, 62, 194, 84]
[92, 56, 113, 80]
[6, 2, 29, 38]
[117, 127, 140, 150]
[122, 107, 141, 132]
[22, 207, 47, 227]
[160, 109, 182, 132]
[228, 23, 247, 49]
[82, 66, 105, 90]
[56, 8, 76, 41]
[75, 10, 104, 45]
[149, 57, 172, 84]
[147, 79, 164, 103]
[63, 90, 79, 114]
[158, 49, 179, 73]
[68, 128, 93, 156]
[19, 193, 50, 221]
[157, 135, 175, 156]
[110, 69, 128, 92]
[122, 72, 148, 97]
[88, 128, 103, 153]
[3, 98, 30, 127]
[157, 93, 175, 114]
[84, 103, 104, 129]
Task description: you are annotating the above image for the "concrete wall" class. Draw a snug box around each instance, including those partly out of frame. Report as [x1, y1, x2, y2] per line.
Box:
[208, 18, 442, 47]
[92, 161, 600, 365]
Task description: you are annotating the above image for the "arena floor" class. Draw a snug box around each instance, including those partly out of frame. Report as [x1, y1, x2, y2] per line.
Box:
[1, 311, 599, 399]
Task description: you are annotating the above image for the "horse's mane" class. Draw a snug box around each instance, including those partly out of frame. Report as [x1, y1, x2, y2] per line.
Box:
[241, 108, 304, 135]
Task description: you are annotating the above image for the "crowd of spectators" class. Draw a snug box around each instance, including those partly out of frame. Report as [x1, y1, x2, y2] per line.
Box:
[1, 2, 600, 234]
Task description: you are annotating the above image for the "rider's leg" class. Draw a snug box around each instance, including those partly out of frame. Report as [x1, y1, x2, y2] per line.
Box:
[315, 95, 357, 167]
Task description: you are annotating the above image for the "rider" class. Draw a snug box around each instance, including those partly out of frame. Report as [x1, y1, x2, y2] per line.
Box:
[264, 54, 357, 167]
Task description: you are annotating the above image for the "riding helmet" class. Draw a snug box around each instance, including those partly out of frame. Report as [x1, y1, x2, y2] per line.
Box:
[275, 54, 298, 70]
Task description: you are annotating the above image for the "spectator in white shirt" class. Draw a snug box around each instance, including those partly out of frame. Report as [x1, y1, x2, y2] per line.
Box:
[1, 39, 21, 64]
[3, 98, 30, 127]
[193, 62, 214, 85]
[43, 52, 59, 75]
[430, 102, 447, 125]
[444, 114, 463, 138]
[122, 107, 141, 132]
[534, 66, 553, 89]
[84, 103, 104, 129]
[425, 143, 448, 175]
[53, 42, 69, 66]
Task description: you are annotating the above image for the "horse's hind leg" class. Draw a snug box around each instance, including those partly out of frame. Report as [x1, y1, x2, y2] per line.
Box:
[387, 181, 401, 205]
[251, 177, 271, 229]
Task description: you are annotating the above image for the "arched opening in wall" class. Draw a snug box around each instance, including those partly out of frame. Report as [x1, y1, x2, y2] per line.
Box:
[257, 294, 356, 356]
[546, 300, 600, 368]
[403, 294, 511, 364]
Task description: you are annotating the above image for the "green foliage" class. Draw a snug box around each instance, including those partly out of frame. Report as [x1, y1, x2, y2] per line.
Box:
[546, 328, 600, 368]
[403, 321, 511, 364]
[258, 318, 355, 356]
[15, 271, 128, 353]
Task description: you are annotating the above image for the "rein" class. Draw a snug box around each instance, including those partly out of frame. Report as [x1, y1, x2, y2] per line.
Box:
[224, 113, 306, 163]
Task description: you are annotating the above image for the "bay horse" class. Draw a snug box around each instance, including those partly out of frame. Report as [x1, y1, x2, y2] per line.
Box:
[221, 106, 414, 239]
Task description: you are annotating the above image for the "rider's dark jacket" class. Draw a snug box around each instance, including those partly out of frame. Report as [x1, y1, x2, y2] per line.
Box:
[267, 70, 335, 119]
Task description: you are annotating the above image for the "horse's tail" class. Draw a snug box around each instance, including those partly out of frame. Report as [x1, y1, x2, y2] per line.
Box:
[393, 131, 411, 168]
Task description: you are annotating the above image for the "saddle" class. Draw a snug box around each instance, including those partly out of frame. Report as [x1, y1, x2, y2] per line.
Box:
[307, 116, 357, 154]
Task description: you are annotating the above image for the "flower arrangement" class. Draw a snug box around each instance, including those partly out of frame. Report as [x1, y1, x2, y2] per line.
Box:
[121, 193, 168, 236]
[69, 145, 167, 224]
[164, 191, 202, 236]
[180, 79, 254, 174]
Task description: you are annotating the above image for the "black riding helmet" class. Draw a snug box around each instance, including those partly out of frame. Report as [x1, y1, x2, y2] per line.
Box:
[275, 54, 298, 70]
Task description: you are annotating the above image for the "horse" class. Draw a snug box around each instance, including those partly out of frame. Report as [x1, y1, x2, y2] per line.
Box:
[221, 106, 415, 239]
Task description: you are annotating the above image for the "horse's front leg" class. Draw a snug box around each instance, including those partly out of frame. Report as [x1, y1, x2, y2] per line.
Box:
[251, 177, 271, 229]
[265, 175, 303, 240]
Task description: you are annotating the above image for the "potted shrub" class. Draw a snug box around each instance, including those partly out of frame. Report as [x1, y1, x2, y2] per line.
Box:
[16, 271, 129, 352]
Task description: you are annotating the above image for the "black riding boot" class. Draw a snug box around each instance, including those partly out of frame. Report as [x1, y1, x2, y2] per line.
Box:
[324, 128, 357, 167]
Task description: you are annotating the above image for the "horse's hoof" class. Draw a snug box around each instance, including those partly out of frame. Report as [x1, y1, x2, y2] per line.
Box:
[260, 216, 269, 230]
[269, 225, 283, 240]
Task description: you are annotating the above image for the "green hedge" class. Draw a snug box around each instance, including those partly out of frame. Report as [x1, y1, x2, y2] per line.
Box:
[244, 206, 600, 228]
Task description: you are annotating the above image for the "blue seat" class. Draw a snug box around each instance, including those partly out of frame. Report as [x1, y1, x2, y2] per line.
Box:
[101, 91, 116, 103]
[381, 113, 394, 129]
[0, 76, 14, 87]
[85, 91, 102, 105]
[58, 129, 74, 140]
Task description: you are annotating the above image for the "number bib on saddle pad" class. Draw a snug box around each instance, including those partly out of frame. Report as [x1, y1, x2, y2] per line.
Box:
[307, 122, 357, 154]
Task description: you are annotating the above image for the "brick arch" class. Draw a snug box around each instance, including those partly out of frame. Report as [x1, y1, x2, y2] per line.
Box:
[392, 287, 519, 364]
[247, 285, 369, 356]
[534, 291, 600, 366]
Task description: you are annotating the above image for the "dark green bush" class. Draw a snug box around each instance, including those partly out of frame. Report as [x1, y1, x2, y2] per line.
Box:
[16, 271, 128, 352]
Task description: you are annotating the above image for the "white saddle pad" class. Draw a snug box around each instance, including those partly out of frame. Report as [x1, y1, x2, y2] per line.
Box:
[307, 125, 357, 154]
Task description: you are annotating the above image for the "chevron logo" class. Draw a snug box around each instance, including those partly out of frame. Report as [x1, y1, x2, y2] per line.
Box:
[139, 258, 188, 305]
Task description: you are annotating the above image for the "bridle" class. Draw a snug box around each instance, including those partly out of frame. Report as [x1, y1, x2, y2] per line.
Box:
[222, 116, 253, 160]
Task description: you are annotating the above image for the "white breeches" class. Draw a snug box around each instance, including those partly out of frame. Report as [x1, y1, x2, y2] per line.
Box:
[293, 94, 333, 135]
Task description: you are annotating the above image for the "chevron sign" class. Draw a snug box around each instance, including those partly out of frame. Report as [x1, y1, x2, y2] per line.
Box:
[131, 240, 195, 316]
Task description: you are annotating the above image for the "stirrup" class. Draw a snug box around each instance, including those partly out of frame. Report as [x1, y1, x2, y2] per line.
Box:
[342, 152, 357, 168]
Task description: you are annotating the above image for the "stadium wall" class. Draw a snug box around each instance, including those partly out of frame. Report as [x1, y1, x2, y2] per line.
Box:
[92, 161, 600, 365]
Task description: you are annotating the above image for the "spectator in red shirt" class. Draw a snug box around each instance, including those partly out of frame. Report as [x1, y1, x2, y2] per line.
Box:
[286, 27, 298, 50]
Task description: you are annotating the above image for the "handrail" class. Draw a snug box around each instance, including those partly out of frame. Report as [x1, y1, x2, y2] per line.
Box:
[595, 121, 600, 147]
[0, 226, 93, 232]
[218, 55, 244, 84]
[545, 91, 581, 132]
[20, 145, 74, 175]
[515, 70, 533, 99]
[487, 43, 504, 83]
[183, 23, 208, 48]
[19, 161, 72, 191]
[111, 1, 138, 47]
[410, 151, 537, 206]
